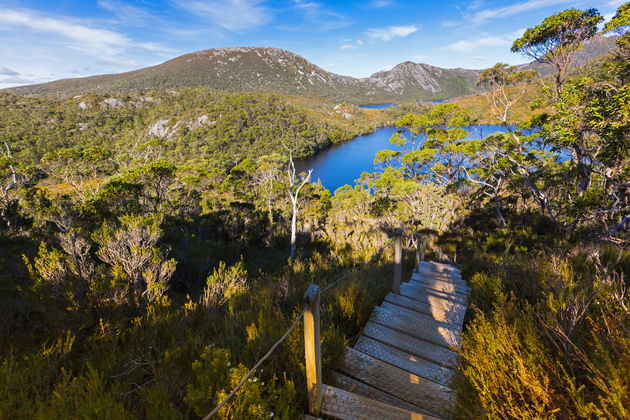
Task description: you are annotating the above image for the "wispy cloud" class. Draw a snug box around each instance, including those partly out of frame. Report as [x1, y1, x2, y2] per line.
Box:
[97, 0, 158, 27]
[446, 30, 524, 52]
[0, 8, 169, 55]
[174, 0, 271, 32]
[366, 25, 418, 41]
[98, 58, 139, 68]
[340, 40, 362, 51]
[369, 0, 394, 8]
[473, 55, 487, 61]
[0, 66, 20, 76]
[470, 0, 571, 23]
[291, 0, 351, 31]
[441, 20, 459, 28]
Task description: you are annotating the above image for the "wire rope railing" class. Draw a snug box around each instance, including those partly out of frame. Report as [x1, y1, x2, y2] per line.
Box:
[203, 228, 423, 419]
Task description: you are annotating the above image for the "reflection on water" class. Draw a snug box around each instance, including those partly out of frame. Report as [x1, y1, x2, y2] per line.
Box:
[295, 124, 511, 193]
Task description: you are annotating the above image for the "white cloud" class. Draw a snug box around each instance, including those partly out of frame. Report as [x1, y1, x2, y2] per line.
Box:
[366, 25, 418, 41]
[471, 0, 570, 23]
[98, 58, 139, 68]
[0, 66, 20, 76]
[446, 36, 510, 52]
[175, 0, 271, 32]
[97, 0, 157, 26]
[441, 20, 459, 28]
[473, 55, 487, 61]
[606, 0, 626, 7]
[446, 29, 525, 52]
[0, 8, 169, 56]
[340, 40, 362, 51]
[369, 0, 394, 8]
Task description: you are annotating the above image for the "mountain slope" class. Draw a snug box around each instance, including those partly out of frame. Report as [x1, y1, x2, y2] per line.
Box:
[4, 47, 479, 102]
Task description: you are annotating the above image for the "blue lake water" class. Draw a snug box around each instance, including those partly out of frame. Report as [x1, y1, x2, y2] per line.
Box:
[358, 103, 397, 109]
[295, 124, 511, 193]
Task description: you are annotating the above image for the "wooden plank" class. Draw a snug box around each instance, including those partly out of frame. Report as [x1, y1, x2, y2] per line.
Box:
[355, 336, 455, 386]
[335, 348, 454, 418]
[410, 275, 469, 296]
[331, 372, 428, 414]
[415, 265, 464, 283]
[384, 293, 465, 327]
[362, 321, 459, 368]
[401, 282, 467, 305]
[380, 301, 459, 331]
[370, 306, 461, 349]
[420, 261, 460, 275]
[320, 384, 442, 420]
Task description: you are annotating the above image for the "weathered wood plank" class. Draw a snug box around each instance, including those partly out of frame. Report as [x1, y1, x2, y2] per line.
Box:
[320, 384, 443, 420]
[361, 321, 459, 368]
[384, 292, 465, 327]
[335, 348, 454, 418]
[401, 282, 467, 305]
[380, 301, 459, 331]
[370, 306, 461, 349]
[355, 335, 455, 386]
[410, 275, 469, 296]
[331, 372, 428, 415]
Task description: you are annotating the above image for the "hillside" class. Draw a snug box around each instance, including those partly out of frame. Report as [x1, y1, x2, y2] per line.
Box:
[4, 47, 480, 103]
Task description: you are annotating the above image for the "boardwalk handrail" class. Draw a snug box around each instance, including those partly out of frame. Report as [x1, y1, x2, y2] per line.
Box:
[202, 232, 401, 419]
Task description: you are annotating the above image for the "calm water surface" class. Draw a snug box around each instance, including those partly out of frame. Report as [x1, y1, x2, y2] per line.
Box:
[358, 103, 396, 109]
[295, 124, 510, 193]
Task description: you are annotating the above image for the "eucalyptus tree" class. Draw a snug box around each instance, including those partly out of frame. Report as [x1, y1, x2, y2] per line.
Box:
[511, 8, 603, 98]
[284, 150, 312, 263]
[477, 64, 538, 153]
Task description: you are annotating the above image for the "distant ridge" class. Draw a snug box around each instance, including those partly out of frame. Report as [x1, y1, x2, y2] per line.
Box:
[4, 38, 617, 102]
[3, 47, 481, 102]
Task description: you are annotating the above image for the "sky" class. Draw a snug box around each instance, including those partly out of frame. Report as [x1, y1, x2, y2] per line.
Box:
[0, 0, 624, 88]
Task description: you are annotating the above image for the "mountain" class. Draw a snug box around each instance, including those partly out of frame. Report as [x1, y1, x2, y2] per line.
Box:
[519, 34, 618, 75]
[4, 37, 617, 102]
[369, 62, 481, 100]
[4, 47, 480, 103]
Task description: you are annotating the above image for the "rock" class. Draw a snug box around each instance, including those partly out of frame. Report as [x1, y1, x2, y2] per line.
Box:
[76, 123, 88, 131]
[148, 119, 171, 138]
[198, 115, 209, 125]
[100, 98, 123, 109]
[78, 101, 90, 110]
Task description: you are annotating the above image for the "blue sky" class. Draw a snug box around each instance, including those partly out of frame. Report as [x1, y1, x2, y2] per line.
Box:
[0, 0, 623, 88]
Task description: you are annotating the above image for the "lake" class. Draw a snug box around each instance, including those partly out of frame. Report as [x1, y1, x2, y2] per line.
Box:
[359, 103, 396, 109]
[295, 124, 511, 193]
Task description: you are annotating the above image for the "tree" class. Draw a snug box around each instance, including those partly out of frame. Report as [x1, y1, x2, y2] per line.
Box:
[0, 140, 18, 226]
[284, 150, 312, 263]
[255, 153, 285, 223]
[477, 64, 538, 153]
[511, 8, 603, 97]
[94, 214, 176, 305]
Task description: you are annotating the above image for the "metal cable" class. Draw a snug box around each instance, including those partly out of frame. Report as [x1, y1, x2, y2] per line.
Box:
[203, 235, 397, 418]
[203, 308, 306, 420]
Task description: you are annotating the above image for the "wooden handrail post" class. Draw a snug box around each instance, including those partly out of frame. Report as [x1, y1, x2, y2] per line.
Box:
[421, 236, 427, 262]
[303, 284, 322, 416]
[393, 229, 403, 294]
[415, 233, 421, 273]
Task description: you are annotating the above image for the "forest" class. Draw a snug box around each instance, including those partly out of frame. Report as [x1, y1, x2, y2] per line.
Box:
[0, 4, 629, 419]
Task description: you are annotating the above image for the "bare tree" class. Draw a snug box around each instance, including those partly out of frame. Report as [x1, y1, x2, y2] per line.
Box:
[284, 150, 312, 263]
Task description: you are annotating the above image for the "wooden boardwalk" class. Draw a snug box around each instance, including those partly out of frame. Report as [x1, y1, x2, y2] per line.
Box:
[318, 261, 469, 419]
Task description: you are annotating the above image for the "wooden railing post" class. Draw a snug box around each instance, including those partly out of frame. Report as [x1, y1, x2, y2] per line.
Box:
[415, 233, 421, 273]
[421, 236, 427, 262]
[393, 229, 403, 294]
[303, 284, 322, 416]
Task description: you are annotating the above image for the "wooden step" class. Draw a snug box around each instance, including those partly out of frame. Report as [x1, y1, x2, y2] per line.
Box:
[335, 348, 454, 417]
[355, 335, 454, 386]
[421, 261, 460, 275]
[402, 281, 467, 304]
[332, 372, 427, 414]
[320, 384, 442, 420]
[361, 321, 459, 368]
[410, 275, 469, 296]
[369, 306, 461, 349]
[384, 293, 465, 328]
[415, 265, 463, 283]
[380, 301, 458, 331]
